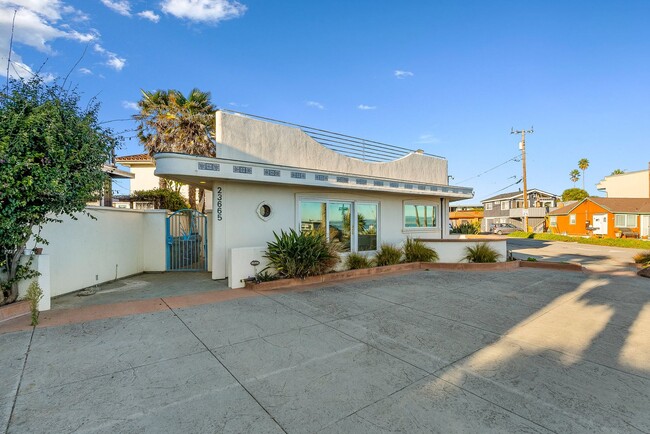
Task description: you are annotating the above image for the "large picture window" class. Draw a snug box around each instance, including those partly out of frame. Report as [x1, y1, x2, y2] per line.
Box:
[299, 199, 378, 252]
[615, 214, 637, 228]
[403, 202, 437, 229]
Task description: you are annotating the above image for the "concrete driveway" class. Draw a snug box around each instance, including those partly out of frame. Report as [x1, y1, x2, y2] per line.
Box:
[2, 268, 649, 433]
[508, 237, 648, 273]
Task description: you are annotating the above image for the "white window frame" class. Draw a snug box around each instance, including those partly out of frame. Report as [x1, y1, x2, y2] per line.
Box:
[402, 200, 439, 232]
[615, 214, 637, 228]
[550, 216, 557, 227]
[569, 214, 576, 225]
[296, 197, 380, 253]
[485, 202, 493, 211]
[501, 201, 510, 210]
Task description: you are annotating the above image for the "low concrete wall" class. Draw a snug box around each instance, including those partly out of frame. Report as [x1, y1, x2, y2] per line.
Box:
[227, 236, 508, 290]
[0, 254, 51, 311]
[228, 246, 268, 289]
[419, 236, 508, 263]
[36, 207, 167, 297]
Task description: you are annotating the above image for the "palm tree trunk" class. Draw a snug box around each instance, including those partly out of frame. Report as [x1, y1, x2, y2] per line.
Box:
[188, 186, 197, 210]
[198, 188, 205, 213]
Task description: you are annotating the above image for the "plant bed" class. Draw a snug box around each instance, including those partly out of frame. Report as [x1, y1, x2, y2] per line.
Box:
[246, 262, 422, 291]
[0, 300, 30, 323]
[244, 260, 584, 291]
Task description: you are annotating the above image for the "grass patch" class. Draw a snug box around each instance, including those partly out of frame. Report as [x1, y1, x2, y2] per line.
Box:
[508, 231, 650, 249]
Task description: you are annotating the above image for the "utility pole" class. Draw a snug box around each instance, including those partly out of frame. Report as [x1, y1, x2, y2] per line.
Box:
[511, 127, 533, 232]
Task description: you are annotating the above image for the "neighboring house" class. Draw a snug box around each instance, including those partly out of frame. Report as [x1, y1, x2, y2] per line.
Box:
[115, 153, 212, 210]
[596, 163, 650, 198]
[481, 188, 560, 232]
[548, 197, 650, 239]
[449, 204, 483, 228]
[154, 110, 477, 286]
[86, 164, 134, 207]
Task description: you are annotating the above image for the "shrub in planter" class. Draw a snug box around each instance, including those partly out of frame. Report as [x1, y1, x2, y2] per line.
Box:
[263, 229, 339, 278]
[633, 251, 650, 266]
[375, 244, 403, 266]
[464, 242, 501, 263]
[404, 238, 439, 263]
[255, 270, 278, 282]
[345, 253, 372, 270]
[450, 222, 480, 234]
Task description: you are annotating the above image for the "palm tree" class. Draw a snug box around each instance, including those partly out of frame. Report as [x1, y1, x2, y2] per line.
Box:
[610, 169, 624, 175]
[134, 88, 216, 211]
[578, 158, 589, 190]
[569, 169, 580, 187]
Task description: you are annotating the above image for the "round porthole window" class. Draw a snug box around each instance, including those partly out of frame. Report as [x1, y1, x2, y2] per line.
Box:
[257, 202, 272, 221]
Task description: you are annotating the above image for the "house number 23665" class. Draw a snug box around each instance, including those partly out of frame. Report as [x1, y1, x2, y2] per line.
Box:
[216, 187, 223, 221]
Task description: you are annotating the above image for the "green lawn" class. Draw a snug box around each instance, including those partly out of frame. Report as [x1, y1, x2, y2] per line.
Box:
[508, 231, 650, 249]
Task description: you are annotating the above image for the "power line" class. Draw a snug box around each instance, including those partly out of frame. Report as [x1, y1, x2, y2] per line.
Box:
[480, 178, 522, 200]
[456, 154, 520, 185]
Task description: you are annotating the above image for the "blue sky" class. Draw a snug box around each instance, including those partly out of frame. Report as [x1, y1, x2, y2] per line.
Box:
[2, 1, 649, 201]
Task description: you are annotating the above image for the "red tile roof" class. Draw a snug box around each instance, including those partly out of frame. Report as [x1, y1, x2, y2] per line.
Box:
[115, 153, 152, 162]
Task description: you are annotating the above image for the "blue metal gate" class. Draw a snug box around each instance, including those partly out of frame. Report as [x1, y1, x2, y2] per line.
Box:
[166, 209, 208, 271]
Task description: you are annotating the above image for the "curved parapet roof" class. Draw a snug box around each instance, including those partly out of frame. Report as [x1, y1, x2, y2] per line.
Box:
[215, 110, 448, 185]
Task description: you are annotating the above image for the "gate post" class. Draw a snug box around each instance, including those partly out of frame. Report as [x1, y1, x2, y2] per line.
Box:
[212, 181, 228, 279]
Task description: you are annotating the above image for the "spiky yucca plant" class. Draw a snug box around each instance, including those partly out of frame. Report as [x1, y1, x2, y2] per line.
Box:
[263, 229, 339, 278]
[374, 244, 403, 266]
[464, 242, 501, 263]
[403, 238, 439, 263]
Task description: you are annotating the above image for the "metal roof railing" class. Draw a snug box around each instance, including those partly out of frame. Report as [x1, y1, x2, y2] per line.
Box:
[219, 109, 444, 163]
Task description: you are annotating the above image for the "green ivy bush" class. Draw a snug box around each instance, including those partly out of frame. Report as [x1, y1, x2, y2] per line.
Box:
[263, 229, 339, 278]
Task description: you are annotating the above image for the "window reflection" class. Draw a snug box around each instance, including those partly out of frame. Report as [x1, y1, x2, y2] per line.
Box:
[300, 201, 327, 234]
[357, 203, 377, 251]
[404, 204, 436, 228]
[328, 202, 351, 252]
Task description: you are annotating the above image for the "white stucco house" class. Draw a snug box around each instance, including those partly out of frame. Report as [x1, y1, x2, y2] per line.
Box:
[115, 153, 212, 210]
[154, 110, 477, 287]
[596, 163, 650, 198]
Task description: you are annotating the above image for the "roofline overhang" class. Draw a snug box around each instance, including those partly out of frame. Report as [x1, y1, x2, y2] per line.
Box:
[102, 165, 135, 179]
[154, 153, 474, 201]
[481, 188, 559, 203]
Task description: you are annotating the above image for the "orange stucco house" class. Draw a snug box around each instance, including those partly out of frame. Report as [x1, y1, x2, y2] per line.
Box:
[548, 197, 650, 239]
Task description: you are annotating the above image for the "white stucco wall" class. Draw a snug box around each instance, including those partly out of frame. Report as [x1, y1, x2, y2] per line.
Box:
[129, 166, 160, 193]
[215, 111, 448, 185]
[36, 207, 166, 297]
[421, 239, 508, 263]
[211, 180, 450, 281]
[596, 169, 650, 198]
